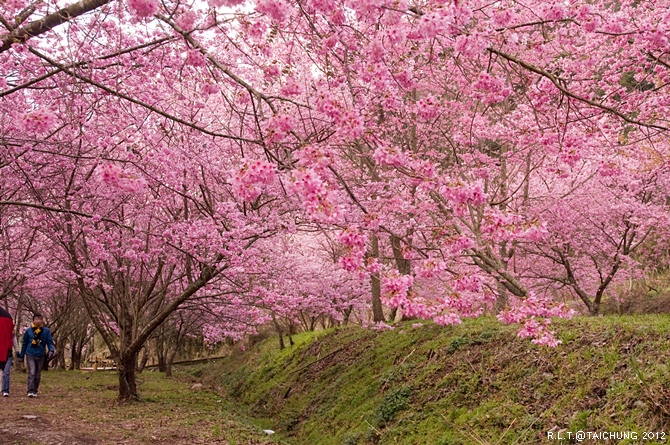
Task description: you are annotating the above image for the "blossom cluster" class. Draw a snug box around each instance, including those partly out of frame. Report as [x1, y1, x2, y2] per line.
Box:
[291, 169, 341, 222]
[482, 210, 549, 243]
[296, 144, 335, 172]
[415, 94, 442, 120]
[497, 293, 575, 346]
[381, 272, 414, 308]
[472, 72, 512, 105]
[230, 159, 277, 201]
[415, 257, 447, 278]
[264, 114, 295, 143]
[307, 0, 335, 14]
[201, 83, 220, 95]
[95, 164, 147, 193]
[208, 0, 245, 7]
[185, 50, 207, 67]
[314, 86, 365, 137]
[439, 182, 488, 213]
[279, 79, 302, 97]
[256, 0, 292, 22]
[21, 109, 57, 133]
[127, 0, 158, 18]
[176, 11, 198, 30]
[338, 228, 366, 272]
[414, 10, 453, 39]
[372, 145, 410, 168]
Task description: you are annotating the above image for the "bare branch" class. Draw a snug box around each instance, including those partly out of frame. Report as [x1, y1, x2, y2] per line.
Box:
[0, 0, 113, 54]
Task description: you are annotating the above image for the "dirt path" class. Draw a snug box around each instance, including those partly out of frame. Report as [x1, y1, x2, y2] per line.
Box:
[0, 367, 281, 445]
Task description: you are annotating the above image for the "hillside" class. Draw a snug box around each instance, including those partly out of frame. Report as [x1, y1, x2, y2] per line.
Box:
[179, 316, 670, 445]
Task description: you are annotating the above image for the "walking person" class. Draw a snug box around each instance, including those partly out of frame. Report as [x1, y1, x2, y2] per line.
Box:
[0, 307, 14, 395]
[17, 313, 54, 398]
[2, 336, 19, 397]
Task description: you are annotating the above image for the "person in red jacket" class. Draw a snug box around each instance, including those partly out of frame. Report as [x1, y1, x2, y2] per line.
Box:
[0, 308, 14, 388]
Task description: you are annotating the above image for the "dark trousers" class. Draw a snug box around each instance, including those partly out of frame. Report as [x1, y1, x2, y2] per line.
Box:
[26, 355, 44, 394]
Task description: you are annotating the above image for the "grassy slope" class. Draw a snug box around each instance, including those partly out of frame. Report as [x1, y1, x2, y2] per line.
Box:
[179, 316, 670, 445]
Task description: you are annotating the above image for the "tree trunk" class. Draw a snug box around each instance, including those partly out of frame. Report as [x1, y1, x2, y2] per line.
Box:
[165, 349, 177, 377]
[74, 337, 85, 369]
[271, 314, 285, 350]
[157, 340, 167, 372]
[52, 350, 64, 369]
[391, 235, 411, 275]
[495, 241, 513, 312]
[69, 339, 78, 370]
[590, 292, 603, 316]
[495, 282, 509, 313]
[388, 307, 398, 322]
[343, 305, 353, 326]
[287, 322, 295, 347]
[391, 234, 413, 321]
[369, 233, 385, 322]
[137, 348, 148, 373]
[118, 353, 139, 402]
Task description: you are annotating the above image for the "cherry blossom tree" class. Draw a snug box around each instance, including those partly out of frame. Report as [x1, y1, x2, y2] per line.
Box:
[3, 0, 670, 392]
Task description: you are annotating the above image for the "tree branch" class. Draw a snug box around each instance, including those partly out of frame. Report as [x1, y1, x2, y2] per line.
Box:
[0, 200, 132, 229]
[28, 47, 260, 144]
[0, 0, 113, 54]
[489, 47, 669, 132]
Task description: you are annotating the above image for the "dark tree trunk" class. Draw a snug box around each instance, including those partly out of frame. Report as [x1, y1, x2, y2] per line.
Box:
[343, 305, 353, 326]
[369, 233, 385, 323]
[157, 339, 167, 373]
[69, 339, 79, 370]
[118, 353, 139, 402]
[287, 322, 295, 347]
[271, 314, 285, 350]
[74, 338, 85, 369]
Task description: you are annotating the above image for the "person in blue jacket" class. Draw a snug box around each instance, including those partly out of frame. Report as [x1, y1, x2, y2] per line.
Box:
[17, 313, 55, 398]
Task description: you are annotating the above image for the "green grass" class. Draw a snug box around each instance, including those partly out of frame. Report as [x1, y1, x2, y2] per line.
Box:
[178, 315, 670, 445]
[2, 369, 287, 444]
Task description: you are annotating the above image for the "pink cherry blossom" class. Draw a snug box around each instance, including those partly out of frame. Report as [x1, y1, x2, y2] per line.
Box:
[21, 109, 57, 133]
[231, 159, 277, 201]
[126, 0, 158, 18]
[256, 0, 292, 23]
[95, 164, 147, 193]
[264, 114, 295, 143]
